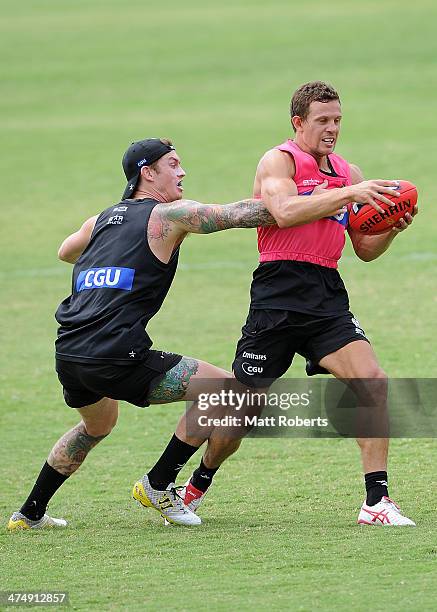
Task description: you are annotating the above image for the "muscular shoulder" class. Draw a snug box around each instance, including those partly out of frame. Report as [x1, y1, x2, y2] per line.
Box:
[150, 199, 206, 238]
[147, 202, 175, 242]
[257, 148, 295, 179]
[147, 202, 187, 262]
[154, 199, 197, 221]
[254, 148, 296, 196]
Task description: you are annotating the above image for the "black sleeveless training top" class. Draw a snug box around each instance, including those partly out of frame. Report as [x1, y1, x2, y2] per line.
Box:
[55, 199, 179, 365]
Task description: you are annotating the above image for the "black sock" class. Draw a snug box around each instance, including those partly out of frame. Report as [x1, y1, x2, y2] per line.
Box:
[190, 459, 219, 493]
[147, 434, 199, 490]
[20, 462, 69, 521]
[365, 471, 389, 506]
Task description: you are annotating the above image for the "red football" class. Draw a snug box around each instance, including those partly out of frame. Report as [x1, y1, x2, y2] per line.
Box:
[348, 180, 418, 235]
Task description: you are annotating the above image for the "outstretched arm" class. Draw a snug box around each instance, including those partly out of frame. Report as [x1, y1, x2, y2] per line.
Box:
[157, 198, 276, 236]
[58, 215, 98, 263]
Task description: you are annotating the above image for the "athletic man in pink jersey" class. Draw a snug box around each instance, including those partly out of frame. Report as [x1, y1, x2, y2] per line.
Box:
[230, 81, 417, 526]
[143, 84, 417, 526]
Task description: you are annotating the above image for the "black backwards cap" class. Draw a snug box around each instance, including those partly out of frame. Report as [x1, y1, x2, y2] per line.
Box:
[121, 138, 175, 200]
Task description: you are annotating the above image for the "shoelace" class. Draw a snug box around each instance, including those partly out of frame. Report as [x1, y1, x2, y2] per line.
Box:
[168, 486, 189, 512]
[383, 497, 401, 512]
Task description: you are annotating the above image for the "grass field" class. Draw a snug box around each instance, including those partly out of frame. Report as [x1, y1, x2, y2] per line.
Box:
[1, 0, 436, 610]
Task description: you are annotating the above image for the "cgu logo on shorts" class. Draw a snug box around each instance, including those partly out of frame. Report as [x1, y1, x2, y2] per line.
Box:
[76, 267, 135, 292]
[241, 362, 264, 376]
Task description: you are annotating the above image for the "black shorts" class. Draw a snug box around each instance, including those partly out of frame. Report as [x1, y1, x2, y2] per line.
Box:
[56, 350, 182, 409]
[232, 309, 369, 387]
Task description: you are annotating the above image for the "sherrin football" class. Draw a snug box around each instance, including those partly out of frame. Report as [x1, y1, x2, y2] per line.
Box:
[348, 180, 418, 235]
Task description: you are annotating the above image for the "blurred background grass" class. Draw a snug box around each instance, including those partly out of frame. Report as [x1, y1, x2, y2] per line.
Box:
[1, 1, 436, 610]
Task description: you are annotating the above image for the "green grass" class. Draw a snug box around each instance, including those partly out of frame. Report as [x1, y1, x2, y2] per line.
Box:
[1, 0, 436, 610]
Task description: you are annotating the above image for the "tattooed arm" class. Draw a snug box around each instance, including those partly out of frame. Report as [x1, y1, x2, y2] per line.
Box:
[157, 198, 276, 237]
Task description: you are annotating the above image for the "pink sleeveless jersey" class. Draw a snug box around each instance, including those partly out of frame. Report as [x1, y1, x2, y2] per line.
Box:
[257, 140, 352, 269]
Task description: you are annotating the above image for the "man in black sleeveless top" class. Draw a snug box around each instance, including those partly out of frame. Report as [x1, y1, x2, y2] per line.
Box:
[8, 138, 278, 528]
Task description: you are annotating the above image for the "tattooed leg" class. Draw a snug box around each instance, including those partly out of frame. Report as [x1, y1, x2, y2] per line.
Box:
[18, 423, 107, 520]
[17, 399, 117, 520]
[47, 397, 117, 476]
[48, 422, 108, 476]
[147, 357, 200, 403]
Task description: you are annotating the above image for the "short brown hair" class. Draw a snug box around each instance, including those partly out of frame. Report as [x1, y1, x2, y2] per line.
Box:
[290, 81, 340, 131]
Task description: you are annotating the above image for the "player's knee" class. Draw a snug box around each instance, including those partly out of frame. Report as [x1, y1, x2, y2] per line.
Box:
[352, 367, 388, 410]
[360, 365, 387, 379]
[83, 413, 118, 437]
[377, 367, 387, 379]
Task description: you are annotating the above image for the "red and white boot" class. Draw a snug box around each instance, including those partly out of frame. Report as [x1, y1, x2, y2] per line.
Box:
[182, 480, 210, 513]
[358, 496, 416, 526]
[164, 480, 210, 525]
